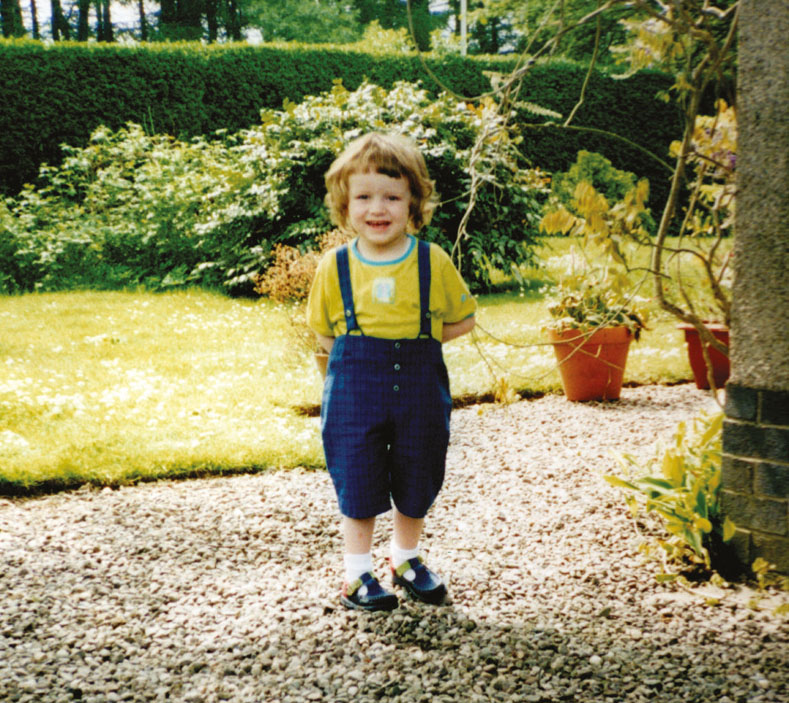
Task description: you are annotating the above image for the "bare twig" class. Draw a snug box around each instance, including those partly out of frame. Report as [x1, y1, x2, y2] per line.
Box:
[564, 6, 603, 127]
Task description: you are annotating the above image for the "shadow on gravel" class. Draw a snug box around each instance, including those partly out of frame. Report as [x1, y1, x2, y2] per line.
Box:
[242, 598, 781, 703]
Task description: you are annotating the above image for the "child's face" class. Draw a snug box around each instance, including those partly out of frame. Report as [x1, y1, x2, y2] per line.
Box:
[347, 170, 412, 260]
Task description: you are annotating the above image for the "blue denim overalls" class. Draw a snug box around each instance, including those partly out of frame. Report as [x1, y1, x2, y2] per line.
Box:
[321, 240, 452, 520]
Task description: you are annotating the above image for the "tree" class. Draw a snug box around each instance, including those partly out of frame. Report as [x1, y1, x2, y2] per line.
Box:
[225, 0, 242, 40]
[95, 0, 114, 41]
[360, 0, 442, 51]
[29, 0, 41, 38]
[1, 0, 25, 36]
[244, 0, 362, 44]
[470, 0, 629, 61]
[138, 0, 149, 40]
[50, 0, 70, 39]
[77, 0, 89, 40]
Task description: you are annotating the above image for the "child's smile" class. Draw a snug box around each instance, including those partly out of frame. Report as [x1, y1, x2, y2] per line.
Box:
[348, 170, 412, 260]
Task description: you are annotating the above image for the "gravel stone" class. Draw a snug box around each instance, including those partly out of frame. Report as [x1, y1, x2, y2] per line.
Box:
[1, 384, 787, 702]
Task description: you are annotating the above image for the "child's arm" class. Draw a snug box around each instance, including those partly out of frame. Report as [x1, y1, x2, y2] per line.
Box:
[442, 315, 475, 343]
[316, 332, 335, 353]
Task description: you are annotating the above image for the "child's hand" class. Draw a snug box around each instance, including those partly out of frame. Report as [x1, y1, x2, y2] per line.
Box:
[316, 333, 335, 353]
[441, 316, 475, 343]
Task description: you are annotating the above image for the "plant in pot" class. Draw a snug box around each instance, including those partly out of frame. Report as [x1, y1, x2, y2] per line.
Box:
[253, 229, 350, 378]
[545, 268, 647, 402]
[664, 101, 735, 390]
[541, 98, 735, 392]
[540, 163, 650, 401]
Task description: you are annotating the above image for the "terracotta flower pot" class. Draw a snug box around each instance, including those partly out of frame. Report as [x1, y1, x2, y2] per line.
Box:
[548, 326, 634, 401]
[677, 323, 730, 390]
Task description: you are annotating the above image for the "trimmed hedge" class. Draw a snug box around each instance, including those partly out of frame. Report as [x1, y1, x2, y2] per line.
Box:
[1, 39, 682, 209]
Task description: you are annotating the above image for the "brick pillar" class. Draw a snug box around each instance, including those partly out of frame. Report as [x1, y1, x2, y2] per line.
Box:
[722, 0, 789, 574]
[723, 387, 789, 570]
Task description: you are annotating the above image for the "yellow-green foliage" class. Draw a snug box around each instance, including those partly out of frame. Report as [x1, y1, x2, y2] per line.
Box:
[606, 411, 734, 569]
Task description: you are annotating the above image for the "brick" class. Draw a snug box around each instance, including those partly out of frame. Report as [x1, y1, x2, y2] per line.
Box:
[722, 419, 761, 458]
[723, 421, 789, 463]
[721, 455, 755, 493]
[760, 388, 789, 426]
[721, 489, 788, 537]
[725, 384, 759, 422]
[751, 497, 788, 536]
[754, 462, 789, 498]
[750, 533, 789, 575]
[764, 426, 789, 463]
[720, 490, 755, 527]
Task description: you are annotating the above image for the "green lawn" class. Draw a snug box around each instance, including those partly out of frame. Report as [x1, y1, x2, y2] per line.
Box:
[1, 237, 713, 492]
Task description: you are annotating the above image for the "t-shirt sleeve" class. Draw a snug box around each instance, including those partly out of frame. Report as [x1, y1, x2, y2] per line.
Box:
[306, 251, 338, 337]
[434, 245, 477, 324]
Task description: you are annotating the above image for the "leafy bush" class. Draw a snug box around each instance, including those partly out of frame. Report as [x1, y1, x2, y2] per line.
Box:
[546, 270, 647, 338]
[0, 80, 548, 294]
[0, 40, 682, 215]
[606, 411, 735, 576]
[551, 151, 638, 213]
[0, 124, 273, 293]
[0, 39, 509, 196]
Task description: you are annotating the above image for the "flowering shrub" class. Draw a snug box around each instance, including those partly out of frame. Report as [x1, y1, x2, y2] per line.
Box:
[0, 124, 274, 293]
[239, 80, 548, 292]
[0, 80, 548, 295]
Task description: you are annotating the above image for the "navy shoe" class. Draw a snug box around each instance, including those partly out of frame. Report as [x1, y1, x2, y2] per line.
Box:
[341, 572, 399, 612]
[391, 556, 447, 605]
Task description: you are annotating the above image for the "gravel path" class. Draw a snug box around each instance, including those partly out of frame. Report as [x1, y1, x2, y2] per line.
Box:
[1, 384, 787, 703]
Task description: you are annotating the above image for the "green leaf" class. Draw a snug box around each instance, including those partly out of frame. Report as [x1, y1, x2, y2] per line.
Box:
[684, 528, 706, 559]
[722, 517, 736, 542]
[693, 516, 712, 533]
[694, 488, 708, 519]
[700, 412, 724, 446]
[603, 475, 639, 491]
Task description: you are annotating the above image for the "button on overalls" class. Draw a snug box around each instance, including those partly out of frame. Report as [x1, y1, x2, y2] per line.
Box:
[321, 240, 453, 520]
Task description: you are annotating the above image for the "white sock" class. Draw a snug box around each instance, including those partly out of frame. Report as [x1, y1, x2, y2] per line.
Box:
[344, 552, 374, 583]
[391, 540, 420, 570]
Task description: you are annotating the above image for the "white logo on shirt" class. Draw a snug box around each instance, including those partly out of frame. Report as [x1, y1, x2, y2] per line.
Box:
[372, 277, 396, 304]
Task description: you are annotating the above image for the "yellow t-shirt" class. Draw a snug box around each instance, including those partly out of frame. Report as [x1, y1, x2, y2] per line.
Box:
[306, 236, 476, 342]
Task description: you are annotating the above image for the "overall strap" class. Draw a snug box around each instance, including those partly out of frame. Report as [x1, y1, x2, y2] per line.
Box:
[417, 239, 432, 339]
[335, 244, 361, 334]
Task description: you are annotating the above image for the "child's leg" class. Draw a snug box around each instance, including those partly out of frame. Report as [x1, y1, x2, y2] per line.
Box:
[342, 516, 375, 555]
[392, 506, 423, 551]
[390, 506, 446, 605]
[341, 515, 376, 582]
[340, 515, 398, 611]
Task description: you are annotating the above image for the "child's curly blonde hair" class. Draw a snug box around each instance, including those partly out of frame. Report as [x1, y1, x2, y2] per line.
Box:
[324, 132, 438, 234]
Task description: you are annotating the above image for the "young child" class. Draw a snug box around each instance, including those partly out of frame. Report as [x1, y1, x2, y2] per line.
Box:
[306, 132, 476, 611]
